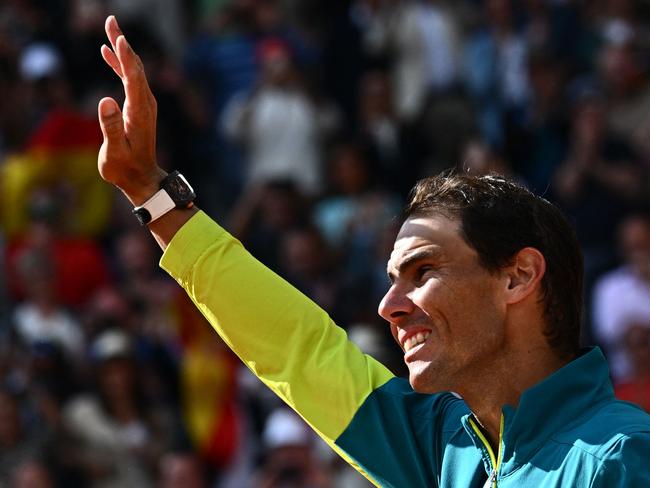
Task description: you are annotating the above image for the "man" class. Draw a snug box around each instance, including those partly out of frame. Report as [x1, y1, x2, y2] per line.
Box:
[96, 16, 650, 487]
[593, 214, 650, 380]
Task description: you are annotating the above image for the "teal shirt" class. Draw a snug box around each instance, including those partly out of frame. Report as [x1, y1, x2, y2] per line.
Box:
[338, 348, 650, 487]
[161, 211, 650, 487]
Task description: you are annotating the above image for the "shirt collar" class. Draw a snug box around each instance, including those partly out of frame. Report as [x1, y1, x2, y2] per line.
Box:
[499, 347, 614, 471]
[461, 347, 615, 475]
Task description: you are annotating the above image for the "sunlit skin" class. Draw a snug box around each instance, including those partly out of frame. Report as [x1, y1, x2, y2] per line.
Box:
[379, 214, 570, 447]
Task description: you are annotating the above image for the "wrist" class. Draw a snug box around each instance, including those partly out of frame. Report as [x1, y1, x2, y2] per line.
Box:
[120, 167, 169, 206]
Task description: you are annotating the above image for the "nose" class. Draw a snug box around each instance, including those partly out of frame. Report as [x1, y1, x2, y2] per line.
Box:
[378, 283, 414, 322]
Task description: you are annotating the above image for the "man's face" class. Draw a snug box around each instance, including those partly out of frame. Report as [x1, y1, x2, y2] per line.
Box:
[379, 214, 508, 393]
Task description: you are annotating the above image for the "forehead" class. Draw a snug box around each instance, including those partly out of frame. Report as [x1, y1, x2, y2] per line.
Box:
[388, 215, 465, 265]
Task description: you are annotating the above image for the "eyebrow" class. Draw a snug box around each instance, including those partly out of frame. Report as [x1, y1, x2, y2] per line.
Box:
[387, 248, 443, 282]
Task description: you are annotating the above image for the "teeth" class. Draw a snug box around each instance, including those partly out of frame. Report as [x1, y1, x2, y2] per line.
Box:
[404, 331, 430, 352]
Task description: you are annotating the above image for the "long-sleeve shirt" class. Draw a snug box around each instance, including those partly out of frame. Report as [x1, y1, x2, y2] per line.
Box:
[160, 211, 650, 487]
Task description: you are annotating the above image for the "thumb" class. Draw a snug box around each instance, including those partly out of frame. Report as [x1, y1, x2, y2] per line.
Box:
[98, 97, 126, 143]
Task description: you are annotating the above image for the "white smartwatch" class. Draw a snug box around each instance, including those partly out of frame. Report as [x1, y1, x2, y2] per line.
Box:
[132, 171, 196, 225]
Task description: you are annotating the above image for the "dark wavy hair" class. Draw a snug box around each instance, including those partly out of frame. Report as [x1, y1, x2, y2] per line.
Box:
[403, 173, 584, 358]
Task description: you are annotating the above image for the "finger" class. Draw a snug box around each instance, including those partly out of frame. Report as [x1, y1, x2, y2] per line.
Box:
[101, 44, 123, 78]
[98, 97, 126, 143]
[116, 35, 151, 109]
[105, 15, 122, 54]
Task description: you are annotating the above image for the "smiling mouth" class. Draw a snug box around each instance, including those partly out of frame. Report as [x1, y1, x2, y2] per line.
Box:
[403, 331, 431, 352]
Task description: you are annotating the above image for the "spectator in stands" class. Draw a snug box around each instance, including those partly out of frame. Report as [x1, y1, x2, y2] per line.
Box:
[313, 142, 401, 324]
[63, 329, 174, 487]
[509, 52, 569, 194]
[12, 249, 84, 360]
[184, 0, 261, 205]
[599, 36, 650, 159]
[593, 214, 650, 380]
[554, 92, 645, 283]
[254, 408, 332, 488]
[357, 70, 410, 194]
[313, 142, 400, 264]
[159, 451, 207, 488]
[223, 37, 339, 195]
[82, 287, 134, 342]
[358, 0, 461, 124]
[463, 0, 530, 148]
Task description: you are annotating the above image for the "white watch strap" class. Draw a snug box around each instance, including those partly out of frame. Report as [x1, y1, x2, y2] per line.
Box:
[135, 189, 176, 223]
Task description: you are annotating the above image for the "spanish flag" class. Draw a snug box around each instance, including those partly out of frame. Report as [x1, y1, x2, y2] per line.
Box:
[1, 108, 113, 238]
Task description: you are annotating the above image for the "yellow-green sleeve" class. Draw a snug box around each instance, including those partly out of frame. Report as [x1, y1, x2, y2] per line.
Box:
[160, 211, 394, 444]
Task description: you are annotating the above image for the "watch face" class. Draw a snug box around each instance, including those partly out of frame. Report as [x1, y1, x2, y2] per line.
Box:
[164, 172, 196, 207]
[168, 177, 191, 198]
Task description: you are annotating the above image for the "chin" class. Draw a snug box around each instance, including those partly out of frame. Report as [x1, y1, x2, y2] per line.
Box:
[408, 364, 447, 394]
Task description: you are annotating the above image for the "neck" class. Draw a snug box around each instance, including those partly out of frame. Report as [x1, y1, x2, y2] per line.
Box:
[459, 344, 573, 450]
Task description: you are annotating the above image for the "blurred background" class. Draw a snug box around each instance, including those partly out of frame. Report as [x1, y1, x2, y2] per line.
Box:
[0, 0, 649, 486]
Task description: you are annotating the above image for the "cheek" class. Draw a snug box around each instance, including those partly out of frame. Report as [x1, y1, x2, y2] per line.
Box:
[413, 275, 503, 335]
[411, 279, 451, 318]
[452, 281, 506, 341]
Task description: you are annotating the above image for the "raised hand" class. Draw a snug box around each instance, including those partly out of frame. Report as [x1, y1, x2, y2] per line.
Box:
[97, 15, 166, 205]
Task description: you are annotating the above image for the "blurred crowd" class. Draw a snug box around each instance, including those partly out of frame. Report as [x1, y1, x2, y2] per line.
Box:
[0, 0, 649, 486]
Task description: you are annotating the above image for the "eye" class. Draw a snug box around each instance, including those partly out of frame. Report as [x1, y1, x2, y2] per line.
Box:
[415, 265, 434, 283]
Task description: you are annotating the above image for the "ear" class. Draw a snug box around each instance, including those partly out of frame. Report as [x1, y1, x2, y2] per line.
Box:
[503, 247, 546, 305]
